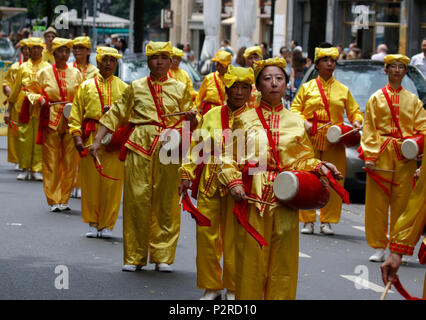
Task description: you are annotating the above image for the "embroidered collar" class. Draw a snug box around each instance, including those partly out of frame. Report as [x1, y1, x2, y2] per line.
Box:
[318, 75, 335, 86]
[386, 83, 402, 93]
[260, 100, 283, 112]
[150, 74, 169, 83]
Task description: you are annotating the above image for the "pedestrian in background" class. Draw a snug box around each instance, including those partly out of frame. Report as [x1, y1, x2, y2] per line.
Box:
[42, 26, 57, 64]
[371, 43, 389, 62]
[410, 38, 426, 78]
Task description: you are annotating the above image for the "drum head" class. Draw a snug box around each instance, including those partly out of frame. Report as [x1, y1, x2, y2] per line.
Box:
[326, 125, 342, 144]
[401, 139, 419, 160]
[101, 133, 113, 145]
[63, 103, 72, 119]
[273, 172, 299, 202]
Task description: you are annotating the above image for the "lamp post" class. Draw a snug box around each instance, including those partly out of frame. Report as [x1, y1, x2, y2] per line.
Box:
[92, 0, 97, 49]
[269, 0, 276, 58]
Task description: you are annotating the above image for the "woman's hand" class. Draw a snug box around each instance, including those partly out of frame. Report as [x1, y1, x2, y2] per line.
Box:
[178, 179, 191, 196]
[321, 161, 343, 180]
[365, 160, 376, 170]
[352, 121, 362, 130]
[73, 135, 86, 153]
[102, 105, 111, 114]
[185, 110, 198, 130]
[304, 120, 313, 136]
[381, 252, 402, 285]
[414, 167, 421, 181]
[230, 185, 247, 202]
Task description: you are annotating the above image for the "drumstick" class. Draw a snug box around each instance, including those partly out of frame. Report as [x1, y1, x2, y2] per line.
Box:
[317, 122, 332, 130]
[50, 101, 70, 106]
[245, 196, 274, 206]
[362, 167, 395, 173]
[380, 281, 392, 300]
[339, 128, 360, 139]
[161, 111, 187, 118]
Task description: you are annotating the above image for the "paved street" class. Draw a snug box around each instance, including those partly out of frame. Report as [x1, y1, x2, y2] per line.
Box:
[0, 143, 424, 301]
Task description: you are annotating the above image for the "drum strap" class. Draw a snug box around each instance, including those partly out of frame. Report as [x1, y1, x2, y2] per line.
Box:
[315, 78, 331, 121]
[94, 76, 105, 109]
[52, 63, 67, 102]
[213, 73, 225, 106]
[255, 106, 281, 169]
[35, 88, 51, 145]
[381, 87, 403, 139]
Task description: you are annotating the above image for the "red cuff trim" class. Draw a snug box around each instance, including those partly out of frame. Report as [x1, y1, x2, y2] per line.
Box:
[227, 179, 243, 189]
[389, 242, 414, 255]
[314, 162, 323, 175]
[364, 157, 377, 162]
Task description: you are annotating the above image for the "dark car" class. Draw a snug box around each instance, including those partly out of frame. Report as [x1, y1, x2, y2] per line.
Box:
[118, 53, 203, 89]
[296, 60, 426, 193]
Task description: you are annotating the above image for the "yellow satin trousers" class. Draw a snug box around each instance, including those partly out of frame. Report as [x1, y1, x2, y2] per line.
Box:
[196, 191, 236, 291]
[235, 204, 299, 300]
[365, 149, 417, 250]
[18, 117, 42, 172]
[7, 107, 19, 164]
[41, 118, 79, 205]
[122, 148, 181, 266]
[80, 146, 124, 230]
[299, 144, 346, 224]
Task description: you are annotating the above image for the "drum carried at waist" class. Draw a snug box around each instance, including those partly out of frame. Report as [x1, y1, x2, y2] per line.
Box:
[273, 171, 330, 210]
[326, 124, 361, 148]
[401, 135, 424, 160]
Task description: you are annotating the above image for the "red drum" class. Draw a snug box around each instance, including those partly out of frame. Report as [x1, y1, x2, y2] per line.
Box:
[326, 124, 361, 147]
[103, 124, 134, 153]
[273, 171, 330, 210]
[401, 135, 424, 160]
[63, 103, 72, 119]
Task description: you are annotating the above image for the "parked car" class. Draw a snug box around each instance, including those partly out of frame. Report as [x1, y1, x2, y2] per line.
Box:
[296, 60, 426, 193]
[0, 38, 16, 60]
[118, 53, 203, 89]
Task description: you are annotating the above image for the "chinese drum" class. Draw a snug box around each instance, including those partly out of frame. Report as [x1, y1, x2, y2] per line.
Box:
[401, 135, 424, 160]
[326, 124, 360, 147]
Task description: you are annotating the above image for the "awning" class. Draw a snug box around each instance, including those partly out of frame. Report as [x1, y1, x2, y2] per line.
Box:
[58, 9, 130, 29]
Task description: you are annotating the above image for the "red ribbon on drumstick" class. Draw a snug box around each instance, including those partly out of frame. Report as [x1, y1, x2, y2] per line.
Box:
[93, 156, 120, 181]
[180, 193, 211, 226]
[8, 120, 19, 137]
[324, 168, 350, 205]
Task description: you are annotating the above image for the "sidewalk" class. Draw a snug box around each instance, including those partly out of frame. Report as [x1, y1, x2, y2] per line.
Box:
[0, 136, 6, 150]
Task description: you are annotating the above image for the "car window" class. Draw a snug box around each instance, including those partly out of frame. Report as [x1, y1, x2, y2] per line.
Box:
[120, 59, 149, 84]
[0, 38, 16, 60]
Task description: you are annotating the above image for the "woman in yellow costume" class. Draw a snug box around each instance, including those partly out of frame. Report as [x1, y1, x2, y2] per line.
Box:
[90, 41, 197, 273]
[381, 139, 425, 300]
[179, 65, 254, 300]
[3, 39, 30, 170]
[28, 38, 83, 212]
[69, 36, 99, 199]
[361, 54, 426, 262]
[5, 38, 50, 181]
[218, 58, 342, 300]
[290, 46, 363, 235]
[243, 46, 262, 108]
[195, 50, 232, 115]
[69, 47, 127, 239]
[169, 47, 197, 102]
[42, 26, 57, 64]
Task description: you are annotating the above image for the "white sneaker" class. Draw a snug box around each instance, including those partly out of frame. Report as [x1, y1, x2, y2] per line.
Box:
[301, 223, 314, 234]
[122, 265, 142, 272]
[50, 204, 61, 212]
[320, 223, 335, 235]
[200, 290, 222, 300]
[71, 188, 81, 198]
[369, 249, 386, 262]
[31, 172, 43, 181]
[99, 228, 113, 239]
[155, 263, 173, 272]
[59, 204, 71, 211]
[86, 226, 98, 238]
[17, 170, 29, 181]
[401, 255, 409, 265]
[225, 290, 235, 300]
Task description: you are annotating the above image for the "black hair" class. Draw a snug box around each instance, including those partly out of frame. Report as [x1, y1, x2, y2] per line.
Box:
[255, 66, 289, 86]
[318, 42, 333, 48]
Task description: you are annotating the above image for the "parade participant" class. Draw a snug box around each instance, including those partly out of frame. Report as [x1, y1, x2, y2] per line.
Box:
[169, 47, 197, 102]
[42, 26, 57, 64]
[290, 46, 363, 235]
[179, 65, 254, 300]
[90, 41, 197, 272]
[69, 36, 99, 199]
[195, 50, 232, 115]
[361, 54, 426, 262]
[5, 37, 50, 181]
[27, 37, 83, 212]
[69, 47, 126, 239]
[381, 140, 425, 299]
[3, 39, 30, 169]
[218, 58, 343, 300]
[71, 36, 99, 81]
[243, 46, 262, 108]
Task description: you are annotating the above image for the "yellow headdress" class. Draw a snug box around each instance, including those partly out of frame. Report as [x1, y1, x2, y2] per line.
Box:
[96, 46, 122, 63]
[145, 41, 173, 57]
[26, 37, 45, 48]
[223, 65, 255, 88]
[314, 47, 339, 63]
[211, 50, 233, 67]
[51, 37, 73, 52]
[383, 54, 410, 67]
[243, 46, 262, 60]
[72, 36, 91, 49]
[19, 38, 29, 47]
[172, 47, 185, 57]
[253, 57, 287, 80]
